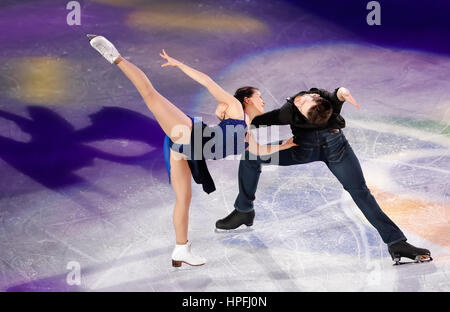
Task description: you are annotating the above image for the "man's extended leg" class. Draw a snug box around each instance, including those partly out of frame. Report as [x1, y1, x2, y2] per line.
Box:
[324, 136, 407, 245]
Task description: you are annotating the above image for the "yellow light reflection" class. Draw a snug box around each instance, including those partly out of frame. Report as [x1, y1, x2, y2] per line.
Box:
[126, 4, 269, 35]
[91, 0, 145, 7]
[4, 57, 76, 105]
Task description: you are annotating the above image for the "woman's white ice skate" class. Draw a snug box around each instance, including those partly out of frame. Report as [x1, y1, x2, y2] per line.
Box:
[171, 241, 206, 267]
[87, 34, 121, 64]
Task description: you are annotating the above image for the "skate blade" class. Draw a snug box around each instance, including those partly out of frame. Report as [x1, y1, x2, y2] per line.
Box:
[172, 260, 206, 272]
[393, 255, 433, 265]
[214, 225, 253, 234]
[415, 255, 433, 262]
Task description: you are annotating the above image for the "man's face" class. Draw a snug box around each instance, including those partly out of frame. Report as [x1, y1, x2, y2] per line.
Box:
[293, 93, 319, 117]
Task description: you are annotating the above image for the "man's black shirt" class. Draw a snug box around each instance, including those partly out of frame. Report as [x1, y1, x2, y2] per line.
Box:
[251, 87, 345, 144]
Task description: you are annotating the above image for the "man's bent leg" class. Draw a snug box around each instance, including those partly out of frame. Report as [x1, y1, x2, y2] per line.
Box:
[325, 138, 407, 245]
[234, 150, 264, 212]
[217, 144, 305, 230]
[215, 150, 263, 229]
[234, 145, 304, 212]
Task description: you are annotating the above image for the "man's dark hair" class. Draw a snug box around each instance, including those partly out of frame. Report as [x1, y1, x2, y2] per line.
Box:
[306, 97, 332, 125]
[234, 86, 258, 109]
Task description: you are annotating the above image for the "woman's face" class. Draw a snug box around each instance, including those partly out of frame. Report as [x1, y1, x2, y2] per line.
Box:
[246, 90, 265, 114]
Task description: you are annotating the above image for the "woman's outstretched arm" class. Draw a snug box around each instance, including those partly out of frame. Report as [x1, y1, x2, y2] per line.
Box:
[160, 50, 243, 119]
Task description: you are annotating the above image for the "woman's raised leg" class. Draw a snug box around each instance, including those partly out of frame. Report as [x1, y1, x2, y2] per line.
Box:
[116, 57, 192, 144]
[89, 35, 192, 144]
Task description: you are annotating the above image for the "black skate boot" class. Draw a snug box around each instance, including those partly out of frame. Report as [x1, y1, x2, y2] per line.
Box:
[215, 209, 255, 231]
[388, 240, 432, 265]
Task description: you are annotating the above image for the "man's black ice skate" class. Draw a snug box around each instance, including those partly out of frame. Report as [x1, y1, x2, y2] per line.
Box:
[388, 240, 432, 265]
[215, 209, 255, 231]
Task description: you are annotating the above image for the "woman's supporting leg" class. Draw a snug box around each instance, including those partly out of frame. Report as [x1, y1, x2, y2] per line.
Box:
[116, 57, 192, 144]
[169, 150, 192, 244]
[169, 150, 206, 266]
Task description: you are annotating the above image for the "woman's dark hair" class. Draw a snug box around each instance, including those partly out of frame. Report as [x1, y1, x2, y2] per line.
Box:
[306, 97, 333, 125]
[234, 86, 258, 109]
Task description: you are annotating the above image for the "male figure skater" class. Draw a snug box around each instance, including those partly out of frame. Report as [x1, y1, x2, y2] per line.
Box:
[215, 87, 432, 264]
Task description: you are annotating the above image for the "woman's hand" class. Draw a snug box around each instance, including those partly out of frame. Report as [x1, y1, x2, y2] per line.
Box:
[160, 49, 183, 67]
[337, 87, 360, 110]
[281, 137, 298, 149]
[215, 102, 228, 120]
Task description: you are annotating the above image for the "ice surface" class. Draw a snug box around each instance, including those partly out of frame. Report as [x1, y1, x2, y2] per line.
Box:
[0, 0, 448, 292]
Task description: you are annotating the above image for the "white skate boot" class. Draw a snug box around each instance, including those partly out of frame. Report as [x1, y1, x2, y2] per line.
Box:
[171, 241, 206, 267]
[87, 34, 121, 64]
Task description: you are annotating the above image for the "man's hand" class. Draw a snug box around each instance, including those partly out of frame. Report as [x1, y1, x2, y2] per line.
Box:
[337, 87, 360, 110]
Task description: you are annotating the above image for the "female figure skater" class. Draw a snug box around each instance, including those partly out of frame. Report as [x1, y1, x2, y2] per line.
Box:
[87, 35, 296, 267]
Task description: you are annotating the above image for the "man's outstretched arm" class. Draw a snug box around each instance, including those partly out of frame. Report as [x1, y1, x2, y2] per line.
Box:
[251, 102, 294, 128]
[309, 87, 359, 114]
